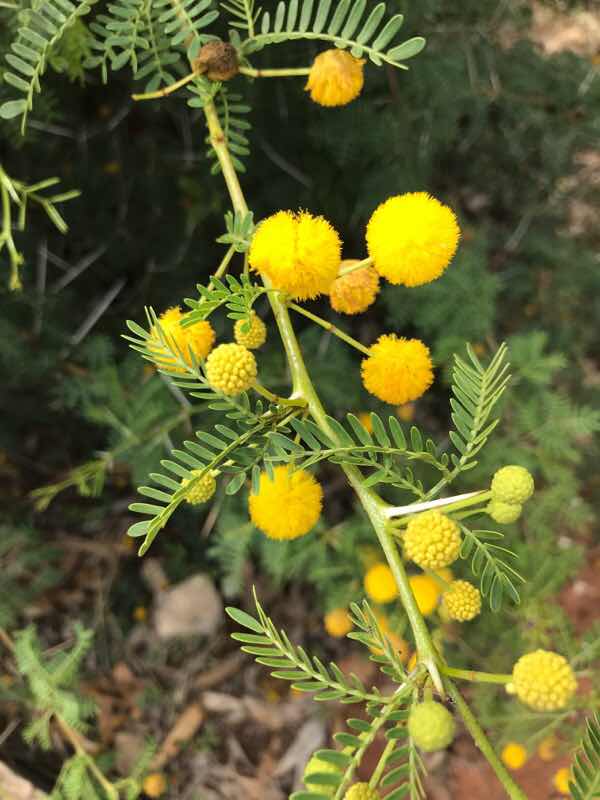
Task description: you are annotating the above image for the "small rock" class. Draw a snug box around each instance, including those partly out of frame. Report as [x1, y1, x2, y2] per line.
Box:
[154, 574, 223, 639]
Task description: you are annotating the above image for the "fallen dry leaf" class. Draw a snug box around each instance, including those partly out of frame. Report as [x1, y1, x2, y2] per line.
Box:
[152, 702, 205, 769]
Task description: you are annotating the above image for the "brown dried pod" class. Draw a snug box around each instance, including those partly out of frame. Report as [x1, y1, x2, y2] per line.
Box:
[193, 41, 239, 81]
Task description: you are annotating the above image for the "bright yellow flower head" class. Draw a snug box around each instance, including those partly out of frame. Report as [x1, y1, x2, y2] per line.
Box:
[501, 742, 528, 770]
[329, 260, 380, 314]
[248, 210, 342, 300]
[553, 767, 571, 795]
[366, 192, 460, 286]
[441, 580, 481, 622]
[510, 650, 577, 711]
[404, 511, 461, 570]
[205, 342, 257, 396]
[324, 608, 352, 638]
[150, 306, 215, 372]
[305, 49, 365, 107]
[142, 773, 167, 798]
[361, 335, 433, 405]
[249, 465, 323, 540]
[181, 470, 217, 505]
[408, 574, 440, 616]
[363, 563, 398, 604]
[234, 311, 267, 349]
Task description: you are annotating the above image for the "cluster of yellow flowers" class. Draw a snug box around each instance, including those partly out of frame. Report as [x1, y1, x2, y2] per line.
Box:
[150, 304, 268, 401]
[247, 190, 459, 406]
[500, 741, 571, 795]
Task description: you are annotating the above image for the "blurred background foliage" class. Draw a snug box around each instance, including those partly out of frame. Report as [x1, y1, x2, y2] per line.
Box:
[1, 0, 600, 793]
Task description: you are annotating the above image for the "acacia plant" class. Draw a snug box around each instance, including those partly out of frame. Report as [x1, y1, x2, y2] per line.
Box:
[2, 1, 594, 799]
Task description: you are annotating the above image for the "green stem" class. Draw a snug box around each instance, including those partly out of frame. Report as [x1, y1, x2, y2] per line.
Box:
[212, 243, 236, 282]
[239, 65, 311, 77]
[288, 301, 371, 355]
[253, 381, 306, 408]
[368, 738, 395, 790]
[0, 171, 23, 290]
[202, 100, 444, 695]
[338, 256, 373, 276]
[445, 679, 528, 800]
[442, 665, 512, 684]
[132, 69, 198, 101]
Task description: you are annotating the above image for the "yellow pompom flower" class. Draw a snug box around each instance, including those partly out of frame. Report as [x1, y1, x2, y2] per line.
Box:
[329, 260, 380, 314]
[305, 49, 365, 107]
[408, 574, 440, 616]
[361, 335, 433, 405]
[142, 773, 167, 798]
[249, 465, 323, 540]
[500, 742, 528, 770]
[509, 650, 577, 711]
[363, 563, 398, 604]
[181, 470, 216, 505]
[441, 580, 481, 622]
[234, 311, 267, 349]
[150, 306, 215, 372]
[343, 783, 380, 800]
[553, 767, 571, 795]
[366, 192, 460, 286]
[205, 343, 257, 396]
[324, 608, 352, 638]
[404, 511, 461, 570]
[248, 210, 342, 300]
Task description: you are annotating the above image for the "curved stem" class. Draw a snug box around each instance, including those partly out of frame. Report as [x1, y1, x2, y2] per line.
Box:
[445, 679, 528, 800]
[202, 99, 444, 693]
[239, 65, 311, 77]
[442, 665, 512, 684]
[288, 301, 371, 355]
[132, 70, 198, 101]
